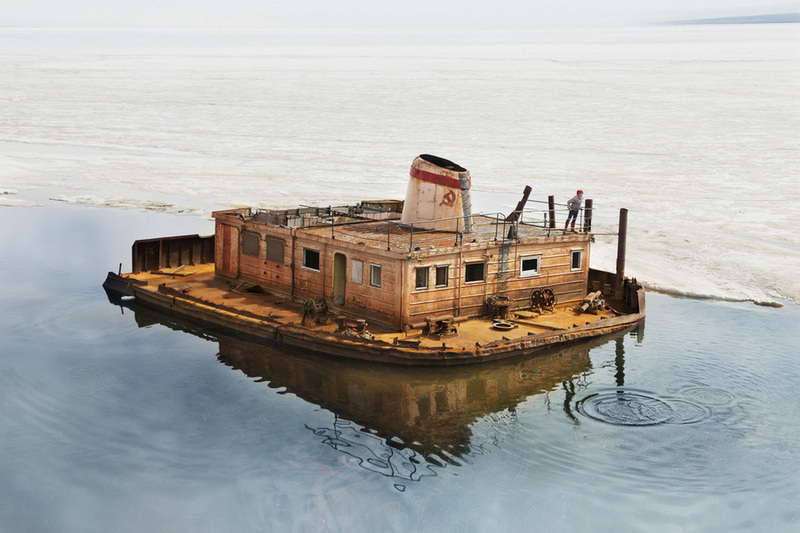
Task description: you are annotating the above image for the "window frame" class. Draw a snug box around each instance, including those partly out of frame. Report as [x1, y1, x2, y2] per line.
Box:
[302, 248, 320, 271]
[241, 230, 261, 257]
[370, 263, 382, 287]
[464, 262, 486, 283]
[435, 265, 449, 288]
[265, 236, 284, 263]
[520, 254, 541, 277]
[351, 259, 363, 284]
[571, 249, 583, 271]
[415, 266, 430, 290]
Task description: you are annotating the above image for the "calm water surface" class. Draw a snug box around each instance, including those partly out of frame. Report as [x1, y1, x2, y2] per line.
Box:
[1, 205, 798, 532]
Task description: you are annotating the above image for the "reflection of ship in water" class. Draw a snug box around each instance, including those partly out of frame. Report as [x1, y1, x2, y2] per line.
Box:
[120, 300, 639, 479]
[217, 335, 600, 459]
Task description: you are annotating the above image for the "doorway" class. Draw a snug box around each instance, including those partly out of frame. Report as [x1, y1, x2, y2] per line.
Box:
[333, 253, 346, 305]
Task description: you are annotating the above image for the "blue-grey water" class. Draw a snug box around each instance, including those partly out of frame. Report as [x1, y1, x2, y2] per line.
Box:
[1, 21, 799, 531]
[1, 204, 799, 532]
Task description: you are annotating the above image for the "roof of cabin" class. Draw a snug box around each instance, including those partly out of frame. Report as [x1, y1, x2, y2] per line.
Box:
[299, 214, 582, 254]
[213, 203, 590, 255]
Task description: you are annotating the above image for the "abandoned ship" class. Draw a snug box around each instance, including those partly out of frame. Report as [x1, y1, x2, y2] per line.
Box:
[103, 154, 645, 365]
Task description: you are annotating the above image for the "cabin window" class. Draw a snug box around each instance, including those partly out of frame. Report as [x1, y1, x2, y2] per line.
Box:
[370, 264, 382, 287]
[571, 250, 582, 271]
[415, 267, 429, 290]
[464, 262, 486, 283]
[241, 231, 260, 257]
[435, 265, 449, 287]
[266, 237, 284, 263]
[520, 255, 541, 277]
[351, 259, 363, 283]
[303, 248, 320, 271]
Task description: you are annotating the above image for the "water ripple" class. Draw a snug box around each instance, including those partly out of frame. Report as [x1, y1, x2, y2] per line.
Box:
[62, 366, 123, 397]
[575, 388, 712, 426]
[681, 386, 739, 408]
[307, 419, 439, 484]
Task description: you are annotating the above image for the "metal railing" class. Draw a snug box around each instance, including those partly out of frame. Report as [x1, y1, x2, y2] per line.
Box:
[251, 198, 596, 253]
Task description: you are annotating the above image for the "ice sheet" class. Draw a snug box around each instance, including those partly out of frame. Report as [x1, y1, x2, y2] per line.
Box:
[1, 25, 798, 304]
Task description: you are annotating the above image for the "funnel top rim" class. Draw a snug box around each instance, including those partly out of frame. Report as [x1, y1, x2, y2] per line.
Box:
[417, 154, 467, 173]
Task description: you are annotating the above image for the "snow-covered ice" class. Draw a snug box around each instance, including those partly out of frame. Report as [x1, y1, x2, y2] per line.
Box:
[1, 25, 798, 304]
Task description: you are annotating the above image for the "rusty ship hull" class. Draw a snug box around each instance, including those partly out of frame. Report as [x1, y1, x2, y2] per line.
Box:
[103, 265, 644, 366]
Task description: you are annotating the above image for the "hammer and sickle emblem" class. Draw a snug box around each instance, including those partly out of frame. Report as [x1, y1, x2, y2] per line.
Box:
[440, 190, 457, 207]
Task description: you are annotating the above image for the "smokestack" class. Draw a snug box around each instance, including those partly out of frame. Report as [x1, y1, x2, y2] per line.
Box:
[400, 154, 472, 233]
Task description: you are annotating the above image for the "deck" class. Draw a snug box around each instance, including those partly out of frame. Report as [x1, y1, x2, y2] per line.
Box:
[117, 263, 632, 354]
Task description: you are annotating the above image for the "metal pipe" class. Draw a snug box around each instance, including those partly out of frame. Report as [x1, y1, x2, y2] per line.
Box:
[291, 230, 297, 300]
[584, 199, 593, 234]
[404, 315, 470, 331]
[615, 208, 628, 296]
[459, 172, 473, 234]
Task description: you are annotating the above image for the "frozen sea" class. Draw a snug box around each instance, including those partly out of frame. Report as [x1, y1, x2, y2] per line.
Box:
[1, 23, 799, 532]
[1, 23, 798, 304]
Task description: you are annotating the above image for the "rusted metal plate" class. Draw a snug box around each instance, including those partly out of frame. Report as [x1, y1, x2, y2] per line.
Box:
[132, 234, 214, 273]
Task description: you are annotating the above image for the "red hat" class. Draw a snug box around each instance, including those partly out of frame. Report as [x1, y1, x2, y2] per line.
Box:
[577, 190, 583, 194]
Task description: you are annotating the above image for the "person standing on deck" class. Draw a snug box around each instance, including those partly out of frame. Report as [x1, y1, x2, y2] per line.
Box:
[564, 190, 583, 234]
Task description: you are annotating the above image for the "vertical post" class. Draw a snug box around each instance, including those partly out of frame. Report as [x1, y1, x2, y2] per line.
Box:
[548, 195, 556, 229]
[584, 199, 593, 234]
[615, 208, 628, 296]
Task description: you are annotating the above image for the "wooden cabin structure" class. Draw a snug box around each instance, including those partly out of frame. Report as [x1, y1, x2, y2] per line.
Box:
[212, 154, 596, 331]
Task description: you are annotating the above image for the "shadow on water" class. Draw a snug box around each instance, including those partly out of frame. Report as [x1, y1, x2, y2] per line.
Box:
[108, 294, 645, 479]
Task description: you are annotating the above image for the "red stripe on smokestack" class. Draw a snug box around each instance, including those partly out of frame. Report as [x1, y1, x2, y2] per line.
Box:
[409, 166, 461, 189]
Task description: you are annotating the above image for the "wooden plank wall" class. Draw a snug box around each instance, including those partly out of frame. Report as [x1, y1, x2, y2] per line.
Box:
[236, 228, 293, 295]
[214, 212, 592, 331]
[295, 236, 403, 329]
[227, 223, 406, 329]
[404, 239, 590, 324]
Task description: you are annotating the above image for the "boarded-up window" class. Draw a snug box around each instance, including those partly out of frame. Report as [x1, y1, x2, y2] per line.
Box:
[370, 264, 382, 287]
[415, 267, 429, 290]
[266, 237, 284, 263]
[303, 248, 320, 271]
[242, 231, 260, 257]
[465, 262, 485, 283]
[351, 259, 363, 283]
[436, 265, 449, 287]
